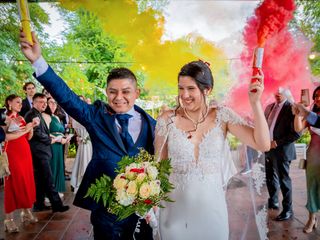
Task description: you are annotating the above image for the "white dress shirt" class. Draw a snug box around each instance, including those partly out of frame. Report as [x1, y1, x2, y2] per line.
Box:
[32, 56, 142, 143]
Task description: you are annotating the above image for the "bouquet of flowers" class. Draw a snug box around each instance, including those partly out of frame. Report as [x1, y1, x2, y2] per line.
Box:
[85, 149, 173, 221]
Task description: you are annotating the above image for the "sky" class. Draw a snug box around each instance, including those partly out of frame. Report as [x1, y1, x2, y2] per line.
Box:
[163, 0, 258, 43]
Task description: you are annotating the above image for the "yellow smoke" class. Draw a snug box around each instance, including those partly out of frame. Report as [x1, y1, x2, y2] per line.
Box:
[59, 0, 230, 96]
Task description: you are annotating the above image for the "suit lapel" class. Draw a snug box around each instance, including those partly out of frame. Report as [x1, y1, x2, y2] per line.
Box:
[134, 105, 155, 137]
[134, 105, 155, 154]
[39, 112, 50, 134]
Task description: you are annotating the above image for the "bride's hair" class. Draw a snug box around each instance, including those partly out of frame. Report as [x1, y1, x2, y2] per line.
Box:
[178, 60, 214, 92]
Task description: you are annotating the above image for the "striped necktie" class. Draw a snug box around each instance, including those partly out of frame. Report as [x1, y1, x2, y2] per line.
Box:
[267, 104, 279, 127]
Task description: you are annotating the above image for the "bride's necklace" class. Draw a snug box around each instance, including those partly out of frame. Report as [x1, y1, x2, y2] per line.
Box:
[183, 106, 209, 139]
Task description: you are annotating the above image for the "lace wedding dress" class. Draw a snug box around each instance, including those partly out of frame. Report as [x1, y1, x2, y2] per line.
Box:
[155, 106, 257, 240]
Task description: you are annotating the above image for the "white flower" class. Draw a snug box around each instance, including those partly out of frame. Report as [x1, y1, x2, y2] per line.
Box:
[116, 190, 135, 206]
[147, 166, 158, 180]
[136, 173, 147, 183]
[113, 174, 128, 190]
[126, 180, 138, 196]
[142, 162, 151, 168]
[139, 183, 152, 199]
[125, 166, 137, 180]
[150, 180, 161, 196]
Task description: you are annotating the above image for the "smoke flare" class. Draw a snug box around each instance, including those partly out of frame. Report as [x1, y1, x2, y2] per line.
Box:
[227, 0, 313, 114]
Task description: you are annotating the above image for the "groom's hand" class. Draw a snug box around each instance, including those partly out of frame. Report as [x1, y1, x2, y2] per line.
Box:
[20, 31, 42, 64]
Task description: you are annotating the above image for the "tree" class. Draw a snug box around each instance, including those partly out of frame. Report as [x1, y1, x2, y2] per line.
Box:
[0, 3, 49, 103]
[50, 7, 132, 100]
[296, 0, 320, 76]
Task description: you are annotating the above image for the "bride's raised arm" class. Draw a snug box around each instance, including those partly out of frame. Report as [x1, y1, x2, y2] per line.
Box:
[227, 77, 270, 152]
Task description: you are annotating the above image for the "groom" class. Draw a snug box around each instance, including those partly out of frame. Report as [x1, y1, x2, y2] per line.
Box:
[20, 32, 155, 240]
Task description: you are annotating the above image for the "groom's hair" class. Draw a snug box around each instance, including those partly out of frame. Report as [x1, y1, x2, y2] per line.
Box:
[107, 68, 137, 86]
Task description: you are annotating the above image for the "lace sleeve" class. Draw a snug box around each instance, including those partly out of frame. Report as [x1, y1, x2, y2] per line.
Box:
[217, 106, 248, 126]
[154, 113, 172, 162]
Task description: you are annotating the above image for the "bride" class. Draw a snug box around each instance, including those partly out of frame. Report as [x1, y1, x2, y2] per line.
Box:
[154, 60, 270, 239]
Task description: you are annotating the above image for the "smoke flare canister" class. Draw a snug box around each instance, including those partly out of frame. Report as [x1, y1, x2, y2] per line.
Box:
[251, 48, 264, 92]
[17, 0, 33, 45]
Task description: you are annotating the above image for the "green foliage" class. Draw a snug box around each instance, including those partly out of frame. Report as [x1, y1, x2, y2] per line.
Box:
[52, 7, 131, 100]
[0, 3, 50, 104]
[85, 148, 174, 221]
[158, 158, 174, 195]
[67, 143, 77, 158]
[0, 1, 167, 104]
[296, 130, 311, 145]
[85, 174, 113, 207]
[295, 0, 320, 76]
[228, 134, 241, 150]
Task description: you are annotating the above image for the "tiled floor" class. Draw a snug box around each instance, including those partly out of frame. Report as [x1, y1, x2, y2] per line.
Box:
[1, 158, 320, 240]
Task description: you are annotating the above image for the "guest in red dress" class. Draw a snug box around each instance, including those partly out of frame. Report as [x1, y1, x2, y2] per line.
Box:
[3, 94, 38, 233]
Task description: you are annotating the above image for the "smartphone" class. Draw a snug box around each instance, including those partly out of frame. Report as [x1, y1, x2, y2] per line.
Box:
[300, 89, 310, 106]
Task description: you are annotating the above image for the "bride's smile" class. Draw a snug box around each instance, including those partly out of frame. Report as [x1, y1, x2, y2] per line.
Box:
[178, 76, 208, 113]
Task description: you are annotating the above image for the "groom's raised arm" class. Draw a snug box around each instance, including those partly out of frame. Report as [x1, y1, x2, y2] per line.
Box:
[20, 31, 93, 126]
[34, 57, 93, 125]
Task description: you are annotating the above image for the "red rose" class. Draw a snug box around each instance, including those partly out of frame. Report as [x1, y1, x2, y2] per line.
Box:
[144, 199, 153, 205]
[130, 168, 145, 174]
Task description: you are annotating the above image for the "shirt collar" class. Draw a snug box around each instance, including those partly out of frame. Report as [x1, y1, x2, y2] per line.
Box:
[119, 107, 139, 119]
[277, 100, 286, 107]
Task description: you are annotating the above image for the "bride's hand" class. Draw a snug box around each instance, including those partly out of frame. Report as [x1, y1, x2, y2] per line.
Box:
[248, 69, 264, 105]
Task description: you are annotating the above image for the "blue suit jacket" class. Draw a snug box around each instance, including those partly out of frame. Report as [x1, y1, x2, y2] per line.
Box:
[35, 66, 156, 211]
[311, 114, 320, 128]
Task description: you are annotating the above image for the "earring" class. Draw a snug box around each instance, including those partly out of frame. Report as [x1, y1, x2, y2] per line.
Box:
[204, 95, 211, 108]
[9, 105, 12, 111]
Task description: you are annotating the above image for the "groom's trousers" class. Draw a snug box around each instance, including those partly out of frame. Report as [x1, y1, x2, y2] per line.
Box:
[91, 209, 153, 240]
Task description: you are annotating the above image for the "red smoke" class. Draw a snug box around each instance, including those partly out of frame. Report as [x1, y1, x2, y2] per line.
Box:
[226, 0, 314, 114]
[256, 0, 295, 46]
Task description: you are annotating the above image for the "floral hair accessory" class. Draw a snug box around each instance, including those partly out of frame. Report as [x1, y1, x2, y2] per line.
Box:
[198, 59, 211, 68]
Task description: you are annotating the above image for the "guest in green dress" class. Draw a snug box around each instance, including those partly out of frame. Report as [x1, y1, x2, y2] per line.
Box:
[42, 97, 69, 195]
[293, 86, 320, 234]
